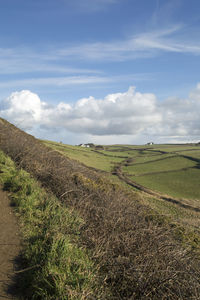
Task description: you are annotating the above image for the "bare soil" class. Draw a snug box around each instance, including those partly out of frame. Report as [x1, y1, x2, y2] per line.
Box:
[0, 189, 21, 300]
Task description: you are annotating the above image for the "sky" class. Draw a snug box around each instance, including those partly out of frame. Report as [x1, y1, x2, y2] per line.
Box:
[0, 0, 200, 145]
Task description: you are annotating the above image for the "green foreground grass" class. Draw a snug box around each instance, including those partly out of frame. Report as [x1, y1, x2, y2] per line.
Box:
[0, 150, 95, 299]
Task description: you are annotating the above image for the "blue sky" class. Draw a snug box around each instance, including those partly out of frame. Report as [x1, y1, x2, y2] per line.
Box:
[0, 0, 200, 144]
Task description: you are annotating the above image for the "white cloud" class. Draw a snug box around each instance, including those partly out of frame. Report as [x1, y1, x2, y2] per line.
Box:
[38, 86, 161, 136]
[0, 47, 100, 75]
[0, 74, 151, 90]
[58, 25, 200, 62]
[0, 76, 111, 89]
[0, 90, 46, 130]
[156, 89, 200, 137]
[1, 84, 200, 144]
[1, 24, 200, 82]
[133, 25, 200, 54]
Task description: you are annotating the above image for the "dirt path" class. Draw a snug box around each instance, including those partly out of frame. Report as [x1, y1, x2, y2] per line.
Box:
[0, 189, 21, 300]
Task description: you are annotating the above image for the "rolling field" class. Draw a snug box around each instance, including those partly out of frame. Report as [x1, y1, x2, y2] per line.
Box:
[132, 168, 200, 200]
[123, 156, 196, 175]
[43, 140, 200, 232]
[43, 141, 124, 172]
[126, 153, 174, 164]
[44, 141, 200, 204]
[150, 144, 199, 152]
[179, 149, 200, 159]
[43, 140, 200, 246]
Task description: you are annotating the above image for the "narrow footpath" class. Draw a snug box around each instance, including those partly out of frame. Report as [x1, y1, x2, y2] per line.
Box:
[0, 189, 21, 300]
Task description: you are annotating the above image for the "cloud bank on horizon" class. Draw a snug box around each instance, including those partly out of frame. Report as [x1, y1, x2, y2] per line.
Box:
[1, 84, 200, 144]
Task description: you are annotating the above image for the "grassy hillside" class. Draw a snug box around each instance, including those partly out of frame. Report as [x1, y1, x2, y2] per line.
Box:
[43, 140, 125, 172]
[0, 118, 200, 299]
[0, 150, 95, 299]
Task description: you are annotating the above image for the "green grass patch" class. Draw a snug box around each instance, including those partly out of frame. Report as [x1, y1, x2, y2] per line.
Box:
[0, 150, 95, 299]
[98, 150, 132, 157]
[132, 168, 200, 201]
[43, 142, 200, 202]
[123, 156, 196, 175]
[152, 145, 199, 152]
[141, 195, 200, 232]
[179, 150, 200, 159]
[43, 141, 124, 172]
[127, 153, 174, 165]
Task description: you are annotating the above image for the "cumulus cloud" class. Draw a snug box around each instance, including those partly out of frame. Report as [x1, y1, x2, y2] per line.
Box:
[0, 90, 49, 130]
[1, 85, 200, 143]
[0, 87, 161, 135]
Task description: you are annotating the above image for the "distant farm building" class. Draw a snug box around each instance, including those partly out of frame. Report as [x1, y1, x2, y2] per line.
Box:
[147, 142, 154, 145]
[78, 143, 95, 148]
[78, 144, 90, 148]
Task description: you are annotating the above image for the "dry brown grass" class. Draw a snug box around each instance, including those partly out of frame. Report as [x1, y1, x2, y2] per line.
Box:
[0, 117, 200, 299]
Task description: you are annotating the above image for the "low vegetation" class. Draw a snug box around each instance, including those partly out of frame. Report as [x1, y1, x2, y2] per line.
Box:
[0, 118, 200, 299]
[0, 150, 95, 299]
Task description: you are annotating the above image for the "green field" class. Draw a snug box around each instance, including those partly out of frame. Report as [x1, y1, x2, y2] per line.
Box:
[44, 141, 124, 172]
[44, 141, 200, 203]
[132, 168, 200, 200]
[178, 150, 200, 159]
[127, 153, 174, 164]
[123, 156, 196, 175]
[150, 144, 199, 152]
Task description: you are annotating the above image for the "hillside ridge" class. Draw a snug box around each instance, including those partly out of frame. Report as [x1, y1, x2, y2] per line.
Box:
[0, 118, 200, 299]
